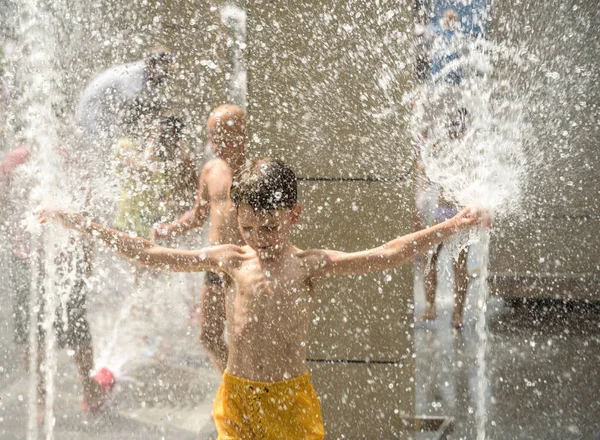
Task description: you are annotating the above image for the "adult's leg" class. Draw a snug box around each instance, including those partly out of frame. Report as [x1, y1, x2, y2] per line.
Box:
[9, 256, 31, 356]
[8, 256, 47, 409]
[420, 244, 441, 321]
[59, 251, 111, 412]
[452, 248, 469, 329]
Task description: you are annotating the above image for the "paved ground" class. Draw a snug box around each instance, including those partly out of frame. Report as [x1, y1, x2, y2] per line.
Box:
[0, 248, 599, 439]
[414, 249, 600, 440]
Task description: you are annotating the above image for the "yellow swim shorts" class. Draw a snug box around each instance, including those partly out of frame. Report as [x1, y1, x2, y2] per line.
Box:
[213, 371, 325, 439]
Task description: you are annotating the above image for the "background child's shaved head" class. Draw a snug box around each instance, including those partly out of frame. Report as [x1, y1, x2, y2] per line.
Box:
[208, 104, 247, 153]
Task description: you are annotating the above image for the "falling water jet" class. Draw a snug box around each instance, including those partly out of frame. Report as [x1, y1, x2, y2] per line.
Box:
[11, 0, 75, 437]
[405, 21, 545, 439]
[26, 234, 41, 440]
[474, 224, 490, 440]
[220, 2, 247, 109]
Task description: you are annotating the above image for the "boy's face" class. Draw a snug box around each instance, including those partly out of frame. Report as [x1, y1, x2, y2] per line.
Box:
[237, 203, 302, 259]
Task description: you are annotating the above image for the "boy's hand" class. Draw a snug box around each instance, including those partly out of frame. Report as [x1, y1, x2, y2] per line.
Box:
[451, 207, 492, 230]
[38, 209, 61, 225]
[39, 209, 87, 231]
[150, 223, 170, 240]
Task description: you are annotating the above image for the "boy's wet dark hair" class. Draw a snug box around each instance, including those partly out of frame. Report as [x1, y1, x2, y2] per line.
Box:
[231, 158, 297, 212]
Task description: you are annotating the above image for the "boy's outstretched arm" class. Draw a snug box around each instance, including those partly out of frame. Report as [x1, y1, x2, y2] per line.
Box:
[310, 207, 489, 278]
[42, 211, 241, 273]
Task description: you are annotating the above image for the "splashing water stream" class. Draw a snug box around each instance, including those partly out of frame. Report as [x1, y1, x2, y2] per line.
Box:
[26, 235, 41, 440]
[11, 0, 82, 437]
[220, 2, 247, 109]
[407, 26, 543, 440]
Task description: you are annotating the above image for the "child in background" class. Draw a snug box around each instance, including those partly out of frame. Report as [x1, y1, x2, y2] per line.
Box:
[151, 104, 246, 372]
[114, 115, 197, 239]
[418, 109, 471, 329]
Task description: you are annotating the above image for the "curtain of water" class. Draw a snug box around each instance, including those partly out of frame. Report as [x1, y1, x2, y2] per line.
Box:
[408, 6, 530, 438]
[40, 237, 57, 439]
[12, 0, 69, 438]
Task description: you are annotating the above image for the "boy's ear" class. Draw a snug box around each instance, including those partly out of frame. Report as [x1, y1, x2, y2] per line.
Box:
[290, 203, 302, 224]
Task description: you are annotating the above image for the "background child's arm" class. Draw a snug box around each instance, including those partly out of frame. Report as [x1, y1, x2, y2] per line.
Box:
[152, 168, 210, 239]
[44, 211, 240, 273]
[310, 207, 487, 278]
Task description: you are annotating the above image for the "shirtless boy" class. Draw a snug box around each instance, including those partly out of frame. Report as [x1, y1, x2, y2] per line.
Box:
[43, 158, 488, 439]
[151, 104, 246, 371]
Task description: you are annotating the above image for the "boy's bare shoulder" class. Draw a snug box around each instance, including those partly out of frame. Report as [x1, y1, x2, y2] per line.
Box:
[201, 159, 233, 195]
[208, 244, 251, 269]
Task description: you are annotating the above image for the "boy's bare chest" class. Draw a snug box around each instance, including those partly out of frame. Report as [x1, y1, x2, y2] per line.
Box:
[229, 260, 313, 332]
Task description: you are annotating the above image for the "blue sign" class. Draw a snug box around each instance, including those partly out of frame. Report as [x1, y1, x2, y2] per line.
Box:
[429, 0, 489, 84]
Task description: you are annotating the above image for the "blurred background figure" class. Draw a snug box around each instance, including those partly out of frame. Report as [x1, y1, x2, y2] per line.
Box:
[113, 114, 198, 240]
[417, 109, 471, 329]
[75, 46, 174, 155]
[74, 46, 175, 217]
[415, 8, 473, 329]
[152, 104, 247, 370]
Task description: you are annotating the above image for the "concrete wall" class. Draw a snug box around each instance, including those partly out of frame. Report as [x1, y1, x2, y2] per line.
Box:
[247, 1, 416, 437]
[488, 0, 599, 299]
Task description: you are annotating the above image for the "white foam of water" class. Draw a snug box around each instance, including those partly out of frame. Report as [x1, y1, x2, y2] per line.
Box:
[408, 40, 537, 217]
[89, 245, 205, 379]
[26, 236, 41, 440]
[406, 35, 543, 440]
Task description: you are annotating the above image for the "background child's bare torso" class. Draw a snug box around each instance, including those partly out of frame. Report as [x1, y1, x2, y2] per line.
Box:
[204, 159, 243, 246]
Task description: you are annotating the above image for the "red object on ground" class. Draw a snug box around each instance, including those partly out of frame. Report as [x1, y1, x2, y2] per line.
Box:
[94, 367, 116, 391]
[82, 367, 116, 413]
